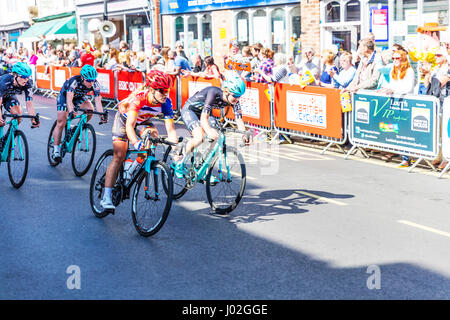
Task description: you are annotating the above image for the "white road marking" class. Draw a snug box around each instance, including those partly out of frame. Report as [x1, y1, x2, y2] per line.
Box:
[96, 132, 106, 136]
[39, 116, 51, 120]
[398, 220, 450, 238]
[296, 191, 349, 206]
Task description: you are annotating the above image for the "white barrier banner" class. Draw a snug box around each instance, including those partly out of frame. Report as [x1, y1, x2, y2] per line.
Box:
[442, 98, 450, 160]
[239, 87, 260, 119]
[286, 91, 327, 129]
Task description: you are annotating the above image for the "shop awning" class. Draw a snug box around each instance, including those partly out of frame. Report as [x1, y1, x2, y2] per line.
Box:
[45, 16, 77, 40]
[18, 13, 77, 43]
[17, 20, 55, 42]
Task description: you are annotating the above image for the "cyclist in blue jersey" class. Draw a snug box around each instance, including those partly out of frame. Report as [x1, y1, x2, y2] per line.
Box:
[51, 64, 107, 162]
[0, 62, 39, 128]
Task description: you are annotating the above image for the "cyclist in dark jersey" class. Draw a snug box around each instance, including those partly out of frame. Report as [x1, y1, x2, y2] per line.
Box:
[0, 62, 39, 128]
[100, 70, 179, 210]
[51, 64, 107, 162]
[180, 72, 251, 159]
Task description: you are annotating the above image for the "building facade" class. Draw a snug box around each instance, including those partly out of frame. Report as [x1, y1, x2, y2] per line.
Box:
[75, 0, 161, 56]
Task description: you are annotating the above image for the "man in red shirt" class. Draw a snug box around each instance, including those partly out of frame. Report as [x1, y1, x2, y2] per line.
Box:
[80, 50, 95, 67]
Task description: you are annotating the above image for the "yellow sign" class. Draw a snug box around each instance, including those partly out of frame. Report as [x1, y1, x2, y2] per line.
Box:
[299, 70, 315, 88]
[220, 28, 227, 39]
[340, 92, 352, 112]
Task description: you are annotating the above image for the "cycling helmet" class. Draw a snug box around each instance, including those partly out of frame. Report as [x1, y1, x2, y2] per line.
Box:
[11, 62, 32, 78]
[145, 70, 171, 90]
[223, 72, 246, 98]
[80, 64, 98, 81]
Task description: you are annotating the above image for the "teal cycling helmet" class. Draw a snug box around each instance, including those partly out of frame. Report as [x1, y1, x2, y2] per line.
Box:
[80, 64, 97, 81]
[11, 62, 32, 78]
[223, 72, 246, 98]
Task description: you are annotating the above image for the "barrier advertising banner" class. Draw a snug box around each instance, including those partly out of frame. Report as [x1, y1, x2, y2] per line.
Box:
[441, 98, 450, 160]
[274, 84, 343, 139]
[117, 71, 144, 101]
[36, 65, 51, 90]
[352, 91, 438, 158]
[96, 69, 116, 100]
[51, 66, 70, 91]
[180, 76, 221, 108]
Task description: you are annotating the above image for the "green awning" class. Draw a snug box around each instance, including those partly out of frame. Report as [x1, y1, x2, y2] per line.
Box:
[18, 14, 76, 43]
[45, 16, 77, 40]
[17, 20, 56, 42]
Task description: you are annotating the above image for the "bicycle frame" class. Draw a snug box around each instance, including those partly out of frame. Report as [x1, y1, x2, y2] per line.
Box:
[0, 119, 21, 163]
[63, 113, 89, 154]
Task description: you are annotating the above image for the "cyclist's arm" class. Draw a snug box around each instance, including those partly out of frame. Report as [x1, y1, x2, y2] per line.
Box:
[164, 119, 177, 144]
[94, 95, 104, 113]
[0, 97, 4, 126]
[200, 89, 219, 137]
[236, 117, 246, 132]
[66, 91, 75, 114]
[125, 110, 139, 146]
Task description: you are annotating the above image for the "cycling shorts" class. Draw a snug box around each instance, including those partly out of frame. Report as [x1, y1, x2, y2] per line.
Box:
[112, 111, 155, 143]
[181, 108, 218, 132]
[1, 95, 20, 112]
[57, 93, 89, 112]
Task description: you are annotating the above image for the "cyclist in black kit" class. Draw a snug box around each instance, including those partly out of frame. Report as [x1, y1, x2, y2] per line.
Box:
[180, 72, 251, 160]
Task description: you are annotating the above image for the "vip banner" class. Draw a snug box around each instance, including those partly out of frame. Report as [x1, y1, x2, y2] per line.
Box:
[352, 91, 438, 158]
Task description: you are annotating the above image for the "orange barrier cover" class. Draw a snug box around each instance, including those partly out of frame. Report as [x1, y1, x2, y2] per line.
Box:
[117, 71, 144, 101]
[51, 66, 70, 92]
[274, 83, 343, 139]
[96, 69, 116, 100]
[35, 65, 51, 90]
[180, 75, 221, 108]
[168, 74, 178, 111]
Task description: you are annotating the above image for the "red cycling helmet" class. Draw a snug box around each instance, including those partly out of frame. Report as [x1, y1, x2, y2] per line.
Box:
[145, 70, 172, 90]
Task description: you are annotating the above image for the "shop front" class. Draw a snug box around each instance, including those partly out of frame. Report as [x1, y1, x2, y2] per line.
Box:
[161, 0, 301, 66]
[76, 0, 155, 54]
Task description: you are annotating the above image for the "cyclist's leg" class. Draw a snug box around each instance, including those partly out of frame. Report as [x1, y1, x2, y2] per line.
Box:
[181, 108, 205, 156]
[78, 98, 94, 121]
[5, 97, 22, 124]
[101, 112, 129, 208]
[53, 93, 69, 148]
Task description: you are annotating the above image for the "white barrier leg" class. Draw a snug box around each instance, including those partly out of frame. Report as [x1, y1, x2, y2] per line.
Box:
[321, 142, 334, 155]
[408, 157, 423, 173]
[270, 131, 281, 145]
[345, 145, 357, 159]
[438, 161, 450, 178]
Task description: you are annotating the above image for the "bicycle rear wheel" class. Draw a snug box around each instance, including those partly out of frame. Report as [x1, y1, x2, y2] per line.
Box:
[47, 120, 64, 167]
[72, 123, 96, 176]
[131, 160, 173, 237]
[90, 149, 115, 218]
[206, 146, 246, 214]
[7, 130, 29, 189]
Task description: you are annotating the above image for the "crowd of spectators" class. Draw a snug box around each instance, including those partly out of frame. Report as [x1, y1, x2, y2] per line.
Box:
[1, 22, 449, 168]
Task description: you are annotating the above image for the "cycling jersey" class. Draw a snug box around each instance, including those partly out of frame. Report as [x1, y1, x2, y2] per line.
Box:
[181, 86, 242, 132]
[112, 90, 174, 142]
[57, 75, 101, 111]
[0, 73, 33, 111]
[118, 89, 174, 124]
[184, 86, 242, 119]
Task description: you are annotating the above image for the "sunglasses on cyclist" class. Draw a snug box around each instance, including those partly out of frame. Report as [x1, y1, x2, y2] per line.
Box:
[18, 75, 30, 80]
[85, 79, 95, 83]
[155, 88, 169, 95]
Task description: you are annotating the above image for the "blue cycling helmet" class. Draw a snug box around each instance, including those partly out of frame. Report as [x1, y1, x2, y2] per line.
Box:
[223, 72, 246, 98]
[80, 64, 97, 81]
[11, 62, 32, 78]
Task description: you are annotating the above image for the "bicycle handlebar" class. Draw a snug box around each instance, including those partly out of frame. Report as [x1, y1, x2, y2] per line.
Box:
[70, 108, 108, 125]
[3, 113, 40, 128]
[143, 133, 182, 147]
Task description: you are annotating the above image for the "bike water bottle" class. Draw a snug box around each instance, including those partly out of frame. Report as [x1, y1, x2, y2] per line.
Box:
[123, 158, 133, 180]
[127, 157, 144, 179]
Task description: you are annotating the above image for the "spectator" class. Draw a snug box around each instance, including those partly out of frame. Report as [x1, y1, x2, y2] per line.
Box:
[254, 52, 290, 84]
[67, 52, 80, 67]
[379, 50, 415, 95]
[331, 51, 356, 89]
[166, 50, 191, 76]
[152, 44, 165, 65]
[187, 55, 221, 79]
[47, 49, 59, 65]
[175, 41, 188, 60]
[150, 55, 165, 71]
[115, 51, 131, 71]
[250, 43, 263, 72]
[104, 47, 119, 70]
[160, 46, 170, 65]
[99, 44, 110, 68]
[191, 53, 205, 73]
[295, 46, 321, 83]
[317, 49, 338, 87]
[344, 39, 381, 93]
[80, 48, 95, 67]
[35, 49, 47, 66]
[240, 46, 254, 81]
[93, 50, 103, 68]
[132, 51, 147, 72]
[253, 47, 275, 84]
[119, 40, 130, 53]
[69, 43, 80, 59]
[29, 50, 39, 66]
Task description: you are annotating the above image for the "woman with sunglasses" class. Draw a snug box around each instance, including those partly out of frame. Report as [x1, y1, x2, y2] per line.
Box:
[100, 70, 179, 210]
[51, 64, 107, 162]
[0, 62, 39, 128]
[178, 72, 251, 169]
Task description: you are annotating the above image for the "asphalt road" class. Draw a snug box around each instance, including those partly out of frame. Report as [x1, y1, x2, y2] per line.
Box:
[1, 94, 449, 300]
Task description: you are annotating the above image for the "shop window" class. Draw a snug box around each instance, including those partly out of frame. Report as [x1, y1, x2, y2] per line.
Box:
[253, 9, 267, 46]
[188, 15, 198, 40]
[325, 1, 341, 23]
[424, 0, 449, 26]
[345, 0, 360, 22]
[175, 16, 184, 41]
[202, 14, 212, 57]
[271, 8, 286, 53]
[291, 6, 301, 63]
[236, 11, 249, 47]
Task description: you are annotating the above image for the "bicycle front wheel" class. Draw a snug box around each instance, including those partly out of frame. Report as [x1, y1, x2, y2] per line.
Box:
[206, 146, 246, 214]
[7, 130, 29, 189]
[163, 146, 189, 200]
[131, 160, 173, 237]
[72, 123, 96, 176]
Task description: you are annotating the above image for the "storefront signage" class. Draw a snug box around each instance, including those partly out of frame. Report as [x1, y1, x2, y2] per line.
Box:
[370, 6, 389, 42]
[352, 92, 438, 157]
[161, 0, 299, 15]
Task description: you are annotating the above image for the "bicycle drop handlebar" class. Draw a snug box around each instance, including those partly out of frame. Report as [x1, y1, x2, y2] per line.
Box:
[3, 113, 40, 129]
